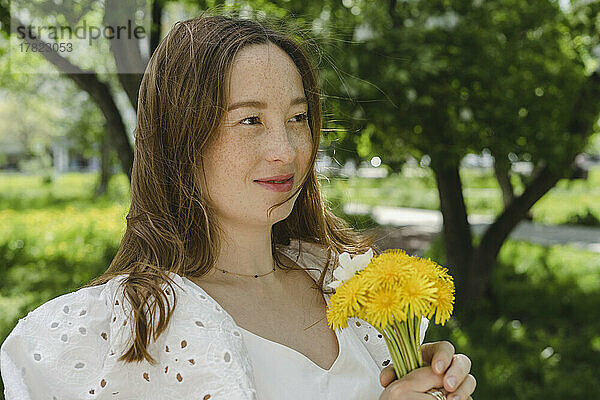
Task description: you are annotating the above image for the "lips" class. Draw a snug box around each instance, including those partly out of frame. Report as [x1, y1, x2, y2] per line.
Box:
[254, 173, 294, 183]
[254, 178, 294, 192]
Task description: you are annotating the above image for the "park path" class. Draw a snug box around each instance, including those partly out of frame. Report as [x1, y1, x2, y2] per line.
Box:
[345, 203, 600, 253]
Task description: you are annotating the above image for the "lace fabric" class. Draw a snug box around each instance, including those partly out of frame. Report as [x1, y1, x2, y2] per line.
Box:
[1, 272, 257, 400]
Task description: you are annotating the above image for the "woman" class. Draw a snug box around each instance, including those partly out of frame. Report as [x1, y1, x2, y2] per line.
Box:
[0, 14, 476, 400]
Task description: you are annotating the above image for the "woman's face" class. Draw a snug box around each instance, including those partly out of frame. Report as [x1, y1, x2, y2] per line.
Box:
[200, 42, 313, 228]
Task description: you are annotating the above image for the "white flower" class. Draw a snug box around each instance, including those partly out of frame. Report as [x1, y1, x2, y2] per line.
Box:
[326, 248, 374, 290]
[419, 317, 429, 344]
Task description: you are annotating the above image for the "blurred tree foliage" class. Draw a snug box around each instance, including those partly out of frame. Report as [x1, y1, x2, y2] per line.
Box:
[0, 72, 106, 178]
[0, 0, 145, 180]
[308, 0, 600, 311]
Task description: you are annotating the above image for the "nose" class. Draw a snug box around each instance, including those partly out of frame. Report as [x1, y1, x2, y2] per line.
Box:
[264, 122, 296, 164]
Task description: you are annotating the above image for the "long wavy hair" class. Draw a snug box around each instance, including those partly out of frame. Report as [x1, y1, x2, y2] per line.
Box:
[85, 12, 381, 365]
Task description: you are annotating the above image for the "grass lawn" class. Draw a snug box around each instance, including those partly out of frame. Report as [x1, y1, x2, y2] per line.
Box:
[424, 238, 600, 399]
[320, 166, 600, 225]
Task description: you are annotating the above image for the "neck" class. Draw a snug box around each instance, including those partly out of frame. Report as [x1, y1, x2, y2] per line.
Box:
[205, 220, 278, 284]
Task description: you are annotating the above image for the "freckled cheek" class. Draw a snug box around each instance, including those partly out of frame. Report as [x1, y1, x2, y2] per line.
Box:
[216, 138, 256, 167]
[294, 135, 313, 171]
[205, 152, 245, 188]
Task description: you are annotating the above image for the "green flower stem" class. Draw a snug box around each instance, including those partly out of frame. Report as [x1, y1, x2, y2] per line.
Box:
[388, 324, 409, 376]
[402, 321, 418, 371]
[388, 322, 413, 373]
[391, 322, 410, 371]
[414, 316, 424, 367]
[378, 326, 407, 378]
[394, 319, 419, 371]
[407, 315, 416, 365]
[384, 324, 408, 377]
[384, 333, 407, 377]
[405, 308, 424, 369]
[407, 315, 422, 368]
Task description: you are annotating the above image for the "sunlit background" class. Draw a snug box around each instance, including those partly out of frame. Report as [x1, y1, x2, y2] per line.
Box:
[1, 0, 600, 398]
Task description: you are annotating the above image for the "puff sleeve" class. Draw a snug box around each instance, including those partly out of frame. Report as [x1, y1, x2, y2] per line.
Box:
[1, 274, 258, 400]
[1, 280, 118, 399]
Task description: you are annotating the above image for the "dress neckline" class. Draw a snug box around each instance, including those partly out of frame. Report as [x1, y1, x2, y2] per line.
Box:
[179, 274, 343, 374]
[236, 323, 343, 373]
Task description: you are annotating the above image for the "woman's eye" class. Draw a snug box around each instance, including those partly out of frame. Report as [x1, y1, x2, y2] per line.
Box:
[240, 116, 261, 125]
[238, 113, 308, 126]
[290, 113, 308, 123]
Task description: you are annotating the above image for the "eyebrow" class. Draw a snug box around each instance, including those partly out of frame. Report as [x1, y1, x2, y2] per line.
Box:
[226, 96, 307, 112]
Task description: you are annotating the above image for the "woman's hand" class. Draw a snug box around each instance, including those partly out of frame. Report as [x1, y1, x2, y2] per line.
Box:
[378, 341, 476, 400]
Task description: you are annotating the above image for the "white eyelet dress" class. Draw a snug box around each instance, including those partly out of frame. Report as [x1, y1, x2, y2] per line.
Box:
[238, 319, 385, 400]
[193, 282, 386, 400]
[0, 239, 428, 400]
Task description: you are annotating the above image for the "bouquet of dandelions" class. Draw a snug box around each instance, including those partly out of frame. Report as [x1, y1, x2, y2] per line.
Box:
[325, 248, 454, 379]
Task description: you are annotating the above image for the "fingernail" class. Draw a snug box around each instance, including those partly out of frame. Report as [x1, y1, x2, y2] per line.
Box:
[435, 360, 444, 373]
[447, 376, 457, 389]
[448, 395, 459, 400]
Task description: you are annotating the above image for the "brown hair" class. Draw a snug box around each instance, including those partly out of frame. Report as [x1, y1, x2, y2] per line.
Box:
[85, 12, 381, 365]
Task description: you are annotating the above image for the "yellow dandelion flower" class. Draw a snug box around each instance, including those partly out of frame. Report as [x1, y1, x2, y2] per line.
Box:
[360, 249, 413, 291]
[414, 257, 446, 282]
[435, 266, 453, 284]
[326, 276, 368, 330]
[326, 247, 455, 333]
[326, 296, 351, 330]
[361, 286, 406, 329]
[398, 269, 437, 318]
[429, 277, 455, 325]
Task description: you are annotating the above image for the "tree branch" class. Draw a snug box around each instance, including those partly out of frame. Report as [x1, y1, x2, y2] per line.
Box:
[104, 0, 145, 109]
[11, 17, 133, 180]
[388, 0, 401, 29]
[151, 0, 163, 55]
[467, 70, 600, 301]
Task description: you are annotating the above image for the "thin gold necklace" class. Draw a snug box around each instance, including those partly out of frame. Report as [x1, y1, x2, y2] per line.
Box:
[212, 265, 277, 278]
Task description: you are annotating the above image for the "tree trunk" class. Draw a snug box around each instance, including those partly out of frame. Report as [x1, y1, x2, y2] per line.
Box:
[95, 126, 112, 196]
[465, 71, 600, 304]
[494, 155, 534, 220]
[104, 0, 145, 109]
[431, 159, 473, 314]
[11, 18, 134, 181]
[493, 157, 514, 208]
[466, 165, 561, 301]
[388, 0, 402, 29]
[151, 0, 163, 53]
[68, 72, 133, 181]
